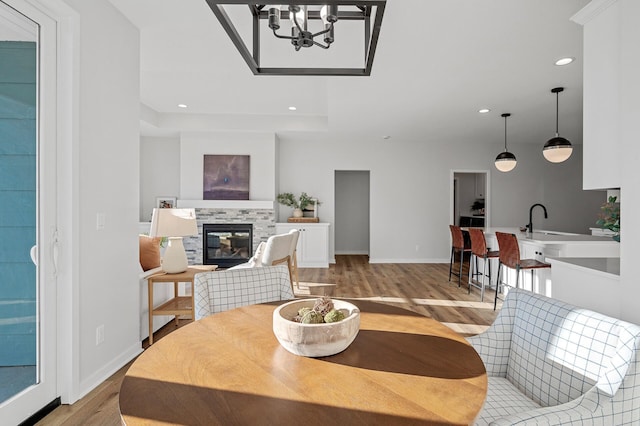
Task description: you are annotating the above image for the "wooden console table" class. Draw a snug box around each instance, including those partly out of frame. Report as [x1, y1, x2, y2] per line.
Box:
[146, 265, 216, 345]
[121, 300, 487, 424]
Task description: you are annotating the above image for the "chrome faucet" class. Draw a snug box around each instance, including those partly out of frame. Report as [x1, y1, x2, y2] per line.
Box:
[527, 203, 548, 234]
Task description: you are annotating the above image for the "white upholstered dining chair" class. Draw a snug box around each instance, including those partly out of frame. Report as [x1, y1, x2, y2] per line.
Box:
[193, 265, 294, 320]
[230, 229, 299, 292]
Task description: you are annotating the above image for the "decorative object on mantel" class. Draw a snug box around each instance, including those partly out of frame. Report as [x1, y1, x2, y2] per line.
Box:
[596, 196, 620, 242]
[204, 1, 386, 77]
[203, 155, 250, 200]
[287, 217, 320, 223]
[156, 196, 177, 209]
[277, 192, 321, 220]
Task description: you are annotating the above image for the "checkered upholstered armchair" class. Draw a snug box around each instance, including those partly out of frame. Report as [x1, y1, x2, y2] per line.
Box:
[193, 264, 294, 320]
[468, 288, 640, 425]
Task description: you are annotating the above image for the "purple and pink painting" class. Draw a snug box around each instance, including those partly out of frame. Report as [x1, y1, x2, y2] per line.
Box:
[203, 155, 250, 200]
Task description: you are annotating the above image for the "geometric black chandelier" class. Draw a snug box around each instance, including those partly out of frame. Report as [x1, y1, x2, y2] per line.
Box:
[204, 1, 386, 76]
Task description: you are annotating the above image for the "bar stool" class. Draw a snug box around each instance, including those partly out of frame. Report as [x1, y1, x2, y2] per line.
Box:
[494, 231, 551, 310]
[448, 225, 471, 287]
[467, 228, 499, 302]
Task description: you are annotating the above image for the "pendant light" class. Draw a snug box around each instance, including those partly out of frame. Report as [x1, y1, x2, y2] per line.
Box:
[495, 113, 517, 172]
[543, 87, 573, 163]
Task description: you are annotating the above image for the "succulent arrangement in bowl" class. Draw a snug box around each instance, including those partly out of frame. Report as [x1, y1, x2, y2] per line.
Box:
[273, 297, 360, 357]
[293, 296, 347, 324]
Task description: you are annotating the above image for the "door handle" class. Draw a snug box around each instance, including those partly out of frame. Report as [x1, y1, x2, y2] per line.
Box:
[30, 245, 38, 266]
[51, 228, 59, 277]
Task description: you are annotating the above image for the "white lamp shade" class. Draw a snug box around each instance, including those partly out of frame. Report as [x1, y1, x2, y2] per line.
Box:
[543, 145, 573, 163]
[495, 159, 517, 172]
[149, 208, 198, 237]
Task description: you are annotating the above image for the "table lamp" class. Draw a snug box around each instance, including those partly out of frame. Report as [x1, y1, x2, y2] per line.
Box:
[149, 208, 198, 273]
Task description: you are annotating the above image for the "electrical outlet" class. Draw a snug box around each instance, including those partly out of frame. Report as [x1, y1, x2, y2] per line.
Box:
[415, 244, 420, 252]
[96, 213, 106, 230]
[96, 324, 105, 345]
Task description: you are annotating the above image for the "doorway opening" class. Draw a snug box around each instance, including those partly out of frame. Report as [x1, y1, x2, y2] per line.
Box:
[334, 171, 370, 257]
[451, 170, 489, 228]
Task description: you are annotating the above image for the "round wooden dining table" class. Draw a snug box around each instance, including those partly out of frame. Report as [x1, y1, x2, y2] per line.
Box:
[119, 300, 487, 425]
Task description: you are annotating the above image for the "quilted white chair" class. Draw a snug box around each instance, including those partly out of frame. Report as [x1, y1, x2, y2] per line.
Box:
[193, 265, 294, 320]
[468, 288, 640, 425]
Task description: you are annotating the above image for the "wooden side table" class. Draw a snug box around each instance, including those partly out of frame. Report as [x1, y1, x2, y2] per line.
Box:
[146, 265, 217, 345]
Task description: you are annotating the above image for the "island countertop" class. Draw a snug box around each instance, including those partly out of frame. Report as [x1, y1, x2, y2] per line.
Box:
[547, 257, 620, 277]
[482, 227, 617, 245]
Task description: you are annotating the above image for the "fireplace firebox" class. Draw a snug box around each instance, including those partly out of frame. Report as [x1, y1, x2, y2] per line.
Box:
[202, 224, 253, 268]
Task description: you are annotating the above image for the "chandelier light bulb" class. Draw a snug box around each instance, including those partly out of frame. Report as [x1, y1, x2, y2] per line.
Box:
[268, 6, 281, 30]
[320, 5, 338, 24]
[290, 6, 306, 27]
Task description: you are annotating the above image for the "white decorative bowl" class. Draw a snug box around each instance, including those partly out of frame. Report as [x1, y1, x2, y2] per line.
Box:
[273, 299, 360, 357]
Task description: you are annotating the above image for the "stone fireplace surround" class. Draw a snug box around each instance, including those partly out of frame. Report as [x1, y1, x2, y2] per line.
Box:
[178, 200, 276, 266]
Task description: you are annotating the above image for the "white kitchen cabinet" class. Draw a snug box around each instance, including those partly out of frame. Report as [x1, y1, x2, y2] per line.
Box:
[572, 0, 638, 190]
[275, 223, 330, 268]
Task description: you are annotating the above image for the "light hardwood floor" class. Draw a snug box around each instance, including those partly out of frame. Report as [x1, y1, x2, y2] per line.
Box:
[37, 255, 499, 425]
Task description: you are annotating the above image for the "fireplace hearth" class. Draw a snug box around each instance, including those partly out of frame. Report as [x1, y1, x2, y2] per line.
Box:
[203, 223, 253, 268]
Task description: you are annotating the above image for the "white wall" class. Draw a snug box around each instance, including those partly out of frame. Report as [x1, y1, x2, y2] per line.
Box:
[141, 131, 602, 264]
[62, 0, 141, 401]
[618, 0, 640, 325]
[179, 132, 277, 201]
[276, 132, 602, 263]
[140, 136, 180, 221]
[335, 170, 370, 255]
[491, 143, 604, 233]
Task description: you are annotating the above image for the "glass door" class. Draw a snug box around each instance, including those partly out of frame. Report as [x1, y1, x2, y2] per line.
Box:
[0, 0, 58, 423]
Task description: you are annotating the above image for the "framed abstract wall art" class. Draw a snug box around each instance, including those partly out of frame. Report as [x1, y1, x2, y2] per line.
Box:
[203, 155, 250, 200]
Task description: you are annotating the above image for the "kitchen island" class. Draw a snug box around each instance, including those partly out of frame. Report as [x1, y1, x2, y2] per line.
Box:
[479, 227, 619, 297]
[483, 227, 620, 260]
[546, 257, 620, 318]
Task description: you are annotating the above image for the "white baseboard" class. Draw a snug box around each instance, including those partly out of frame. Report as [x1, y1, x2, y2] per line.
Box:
[75, 342, 142, 403]
[334, 251, 369, 255]
[369, 258, 449, 264]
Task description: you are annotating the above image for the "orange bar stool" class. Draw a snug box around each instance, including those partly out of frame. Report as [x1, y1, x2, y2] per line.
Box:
[448, 225, 471, 287]
[467, 228, 499, 302]
[494, 231, 551, 310]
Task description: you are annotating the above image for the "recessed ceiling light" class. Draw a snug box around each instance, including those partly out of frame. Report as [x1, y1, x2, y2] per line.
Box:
[555, 57, 574, 66]
[383, 135, 391, 140]
[288, 106, 297, 111]
[177, 104, 188, 108]
[478, 108, 490, 114]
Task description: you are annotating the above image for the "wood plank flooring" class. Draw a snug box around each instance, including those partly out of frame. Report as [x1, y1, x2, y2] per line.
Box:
[37, 255, 499, 426]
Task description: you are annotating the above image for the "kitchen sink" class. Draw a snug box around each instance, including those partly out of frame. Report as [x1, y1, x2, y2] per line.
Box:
[537, 230, 579, 236]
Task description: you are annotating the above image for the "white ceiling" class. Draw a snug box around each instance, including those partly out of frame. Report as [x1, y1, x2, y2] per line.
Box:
[110, 0, 590, 145]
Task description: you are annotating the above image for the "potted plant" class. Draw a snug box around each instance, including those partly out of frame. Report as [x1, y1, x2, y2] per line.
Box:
[471, 199, 485, 215]
[596, 196, 620, 242]
[277, 192, 318, 218]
